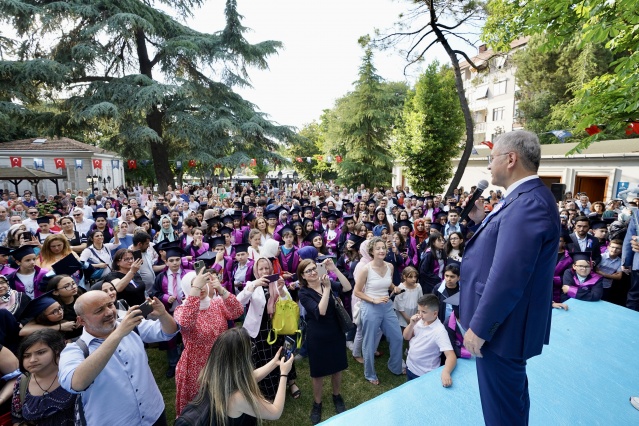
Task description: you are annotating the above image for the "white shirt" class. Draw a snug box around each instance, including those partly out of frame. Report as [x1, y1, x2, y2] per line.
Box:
[503, 174, 539, 198]
[74, 218, 94, 236]
[22, 218, 39, 233]
[16, 272, 35, 298]
[406, 318, 453, 376]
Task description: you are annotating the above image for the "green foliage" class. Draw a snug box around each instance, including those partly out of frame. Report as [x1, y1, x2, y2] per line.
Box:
[513, 35, 613, 144]
[326, 45, 407, 188]
[483, 0, 639, 152]
[0, 0, 294, 190]
[287, 120, 337, 181]
[393, 62, 464, 193]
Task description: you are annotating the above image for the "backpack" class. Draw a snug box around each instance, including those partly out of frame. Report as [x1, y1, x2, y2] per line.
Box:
[266, 298, 302, 347]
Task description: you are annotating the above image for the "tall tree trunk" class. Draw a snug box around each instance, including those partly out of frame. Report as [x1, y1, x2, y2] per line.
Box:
[428, 9, 475, 197]
[136, 29, 172, 192]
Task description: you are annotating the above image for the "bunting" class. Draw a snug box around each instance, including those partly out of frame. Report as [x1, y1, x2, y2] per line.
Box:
[92, 159, 102, 169]
[127, 159, 137, 169]
[111, 160, 119, 169]
[75, 159, 83, 169]
[33, 158, 44, 170]
[54, 158, 66, 169]
[10, 157, 22, 167]
[188, 159, 197, 168]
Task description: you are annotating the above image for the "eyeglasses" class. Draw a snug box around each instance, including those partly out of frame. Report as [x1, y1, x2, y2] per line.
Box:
[46, 306, 64, 316]
[28, 211, 38, 215]
[488, 152, 511, 165]
[575, 264, 591, 269]
[73, 213, 81, 216]
[304, 267, 318, 275]
[58, 281, 77, 291]
[121, 257, 134, 262]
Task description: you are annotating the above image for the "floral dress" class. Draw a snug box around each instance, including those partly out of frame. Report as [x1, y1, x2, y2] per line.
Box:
[173, 294, 244, 416]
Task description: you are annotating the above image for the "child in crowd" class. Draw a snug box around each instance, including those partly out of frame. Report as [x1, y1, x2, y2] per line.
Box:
[561, 251, 604, 301]
[434, 264, 460, 323]
[403, 294, 457, 386]
[595, 239, 622, 302]
[393, 266, 423, 328]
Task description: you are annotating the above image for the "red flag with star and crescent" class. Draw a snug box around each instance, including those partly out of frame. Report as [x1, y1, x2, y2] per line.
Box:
[93, 159, 102, 169]
[128, 159, 137, 169]
[10, 157, 22, 167]
[54, 158, 66, 169]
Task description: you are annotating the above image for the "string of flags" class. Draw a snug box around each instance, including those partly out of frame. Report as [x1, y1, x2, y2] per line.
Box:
[8, 157, 122, 170]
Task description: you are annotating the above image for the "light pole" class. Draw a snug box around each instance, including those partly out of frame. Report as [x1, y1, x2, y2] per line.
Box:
[292, 171, 298, 183]
[86, 174, 98, 192]
[277, 170, 283, 188]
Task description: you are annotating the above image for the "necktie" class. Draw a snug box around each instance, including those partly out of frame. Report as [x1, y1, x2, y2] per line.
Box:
[172, 273, 178, 298]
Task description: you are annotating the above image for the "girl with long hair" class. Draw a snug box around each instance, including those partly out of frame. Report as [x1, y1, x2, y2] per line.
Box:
[178, 327, 294, 425]
[58, 217, 86, 254]
[418, 231, 446, 294]
[445, 231, 465, 266]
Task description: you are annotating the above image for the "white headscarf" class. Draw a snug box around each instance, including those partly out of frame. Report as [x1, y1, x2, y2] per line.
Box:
[260, 239, 280, 259]
[180, 271, 211, 310]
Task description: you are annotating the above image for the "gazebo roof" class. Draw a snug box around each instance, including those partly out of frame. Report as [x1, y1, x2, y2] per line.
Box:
[0, 167, 66, 180]
[0, 137, 118, 156]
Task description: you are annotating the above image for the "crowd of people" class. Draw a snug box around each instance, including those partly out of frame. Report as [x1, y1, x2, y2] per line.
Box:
[0, 167, 638, 425]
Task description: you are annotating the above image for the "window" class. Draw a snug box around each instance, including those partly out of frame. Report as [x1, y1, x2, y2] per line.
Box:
[476, 85, 489, 100]
[492, 107, 505, 121]
[493, 80, 507, 96]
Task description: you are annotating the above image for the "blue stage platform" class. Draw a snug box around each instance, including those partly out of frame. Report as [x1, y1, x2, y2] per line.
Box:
[321, 300, 639, 425]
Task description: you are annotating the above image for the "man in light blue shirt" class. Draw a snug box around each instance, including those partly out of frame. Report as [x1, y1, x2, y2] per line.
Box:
[59, 291, 179, 426]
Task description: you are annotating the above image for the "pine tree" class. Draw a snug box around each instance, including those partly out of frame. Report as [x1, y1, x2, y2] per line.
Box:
[393, 62, 464, 194]
[328, 39, 407, 188]
[0, 0, 294, 191]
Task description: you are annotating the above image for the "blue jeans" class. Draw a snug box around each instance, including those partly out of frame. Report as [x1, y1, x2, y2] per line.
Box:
[406, 367, 419, 381]
[360, 301, 403, 381]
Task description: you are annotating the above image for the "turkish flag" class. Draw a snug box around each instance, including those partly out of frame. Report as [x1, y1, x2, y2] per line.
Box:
[585, 125, 601, 136]
[335, 155, 342, 163]
[10, 157, 22, 167]
[250, 158, 256, 167]
[128, 159, 137, 169]
[480, 141, 494, 149]
[296, 157, 303, 163]
[188, 159, 196, 168]
[54, 158, 66, 169]
[626, 122, 639, 136]
[93, 159, 102, 169]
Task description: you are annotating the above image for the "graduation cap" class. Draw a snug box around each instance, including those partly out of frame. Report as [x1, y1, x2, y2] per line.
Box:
[221, 215, 234, 224]
[590, 220, 608, 230]
[219, 227, 232, 236]
[361, 221, 375, 231]
[301, 206, 314, 216]
[396, 220, 413, 229]
[209, 236, 226, 248]
[11, 245, 36, 261]
[205, 217, 221, 228]
[313, 207, 321, 217]
[320, 211, 330, 219]
[196, 250, 217, 266]
[304, 231, 323, 243]
[244, 211, 256, 222]
[395, 204, 406, 210]
[233, 243, 249, 254]
[302, 218, 315, 230]
[569, 251, 593, 264]
[435, 212, 449, 220]
[165, 246, 187, 259]
[289, 206, 301, 217]
[153, 240, 180, 255]
[36, 216, 51, 225]
[52, 253, 83, 276]
[453, 206, 463, 215]
[19, 291, 58, 321]
[233, 201, 243, 209]
[248, 202, 257, 208]
[300, 198, 310, 206]
[318, 202, 327, 209]
[347, 234, 365, 251]
[265, 210, 279, 220]
[290, 220, 303, 230]
[92, 211, 108, 220]
[366, 199, 377, 206]
[133, 216, 150, 227]
[430, 223, 443, 232]
[342, 214, 354, 221]
[343, 202, 354, 210]
[416, 196, 426, 202]
[232, 210, 243, 220]
[277, 226, 295, 239]
[327, 213, 338, 222]
[0, 246, 12, 256]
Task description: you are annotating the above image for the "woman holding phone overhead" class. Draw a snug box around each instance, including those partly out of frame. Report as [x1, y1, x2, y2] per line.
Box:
[236, 257, 300, 401]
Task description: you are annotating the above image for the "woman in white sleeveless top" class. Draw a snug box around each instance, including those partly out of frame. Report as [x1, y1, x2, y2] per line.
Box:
[354, 237, 404, 384]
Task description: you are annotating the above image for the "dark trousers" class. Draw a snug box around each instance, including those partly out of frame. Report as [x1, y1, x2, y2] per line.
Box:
[626, 270, 639, 311]
[476, 348, 530, 426]
[152, 409, 167, 426]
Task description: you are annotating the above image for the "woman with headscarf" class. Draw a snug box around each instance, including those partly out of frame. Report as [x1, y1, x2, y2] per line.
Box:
[173, 270, 244, 416]
[236, 257, 300, 401]
[154, 214, 178, 243]
[413, 218, 429, 247]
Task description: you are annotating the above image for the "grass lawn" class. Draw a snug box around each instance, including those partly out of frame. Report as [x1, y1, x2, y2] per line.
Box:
[148, 336, 407, 425]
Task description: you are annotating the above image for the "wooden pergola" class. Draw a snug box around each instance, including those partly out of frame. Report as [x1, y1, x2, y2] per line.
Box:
[0, 167, 67, 198]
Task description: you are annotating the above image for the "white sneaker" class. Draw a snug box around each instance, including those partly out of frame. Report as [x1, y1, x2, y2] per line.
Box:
[346, 341, 354, 351]
[631, 396, 639, 411]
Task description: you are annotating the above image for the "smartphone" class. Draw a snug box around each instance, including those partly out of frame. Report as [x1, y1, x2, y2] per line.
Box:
[137, 300, 153, 318]
[316, 263, 327, 277]
[289, 274, 297, 282]
[22, 231, 33, 241]
[264, 273, 280, 283]
[132, 250, 143, 261]
[283, 336, 297, 360]
[194, 260, 205, 274]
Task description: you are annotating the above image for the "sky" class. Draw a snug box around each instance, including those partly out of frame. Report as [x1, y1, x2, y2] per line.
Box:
[188, 0, 481, 130]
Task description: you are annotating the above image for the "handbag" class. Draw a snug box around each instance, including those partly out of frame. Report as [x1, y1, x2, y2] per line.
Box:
[267, 298, 302, 347]
[332, 293, 354, 333]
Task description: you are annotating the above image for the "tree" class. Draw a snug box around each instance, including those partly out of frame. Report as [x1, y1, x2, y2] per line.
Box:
[288, 121, 331, 181]
[0, 0, 295, 191]
[513, 35, 613, 144]
[327, 38, 407, 189]
[374, 0, 486, 196]
[394, 62, 464, 193]
[483, 0, 638, 149]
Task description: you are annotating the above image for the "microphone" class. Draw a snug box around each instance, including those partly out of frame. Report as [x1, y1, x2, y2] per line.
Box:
[459, 180, 489, 222]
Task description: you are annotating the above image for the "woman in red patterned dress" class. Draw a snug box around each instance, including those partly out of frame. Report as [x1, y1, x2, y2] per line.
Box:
[173, 269, 244, 417]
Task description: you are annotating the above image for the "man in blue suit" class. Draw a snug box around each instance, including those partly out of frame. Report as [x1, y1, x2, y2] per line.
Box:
[460, 130, 560, 425]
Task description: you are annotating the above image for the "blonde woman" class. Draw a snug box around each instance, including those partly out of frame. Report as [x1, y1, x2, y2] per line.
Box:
[177, 327, 294, 425]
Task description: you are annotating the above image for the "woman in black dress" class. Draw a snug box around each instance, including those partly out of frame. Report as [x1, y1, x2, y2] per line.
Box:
[298, 258, 352, 425]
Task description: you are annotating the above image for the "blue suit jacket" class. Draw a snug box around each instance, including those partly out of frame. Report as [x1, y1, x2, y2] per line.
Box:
[460, 178, 560, 360]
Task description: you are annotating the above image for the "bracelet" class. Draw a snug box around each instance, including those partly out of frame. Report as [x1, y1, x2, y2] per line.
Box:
[58, 323, 62, 331]
[280, 374, 288, 378]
